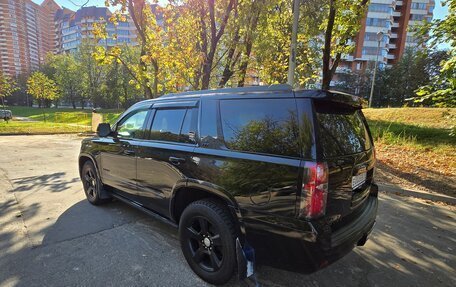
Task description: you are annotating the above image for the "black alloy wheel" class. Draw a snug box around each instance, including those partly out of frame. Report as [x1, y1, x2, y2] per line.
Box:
[186, 216, 224, 272]
[81, 161, 109, 205]
[179, 199, 237, 285]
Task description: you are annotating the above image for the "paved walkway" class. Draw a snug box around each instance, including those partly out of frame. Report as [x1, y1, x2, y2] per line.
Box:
[0, 135, 455, 287]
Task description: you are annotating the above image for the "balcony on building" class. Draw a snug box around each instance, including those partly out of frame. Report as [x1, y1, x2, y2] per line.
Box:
[335, 66, 352, 74]
[342, 55, 354, 61]
[386, 54, 395, 60]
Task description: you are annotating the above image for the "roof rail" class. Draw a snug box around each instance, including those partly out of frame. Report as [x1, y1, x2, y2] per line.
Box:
[159, 84, 292, 99]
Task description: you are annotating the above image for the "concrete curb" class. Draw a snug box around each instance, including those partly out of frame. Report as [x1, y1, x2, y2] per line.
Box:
[378, 183, 456, 205]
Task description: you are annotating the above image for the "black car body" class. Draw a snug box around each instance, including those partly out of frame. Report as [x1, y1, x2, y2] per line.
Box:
[79, 85, 378, 284]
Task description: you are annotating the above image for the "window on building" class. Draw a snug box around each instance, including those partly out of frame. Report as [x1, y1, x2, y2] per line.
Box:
[362, 47, 386, 56]
[365, 18, 391, 28]
[364, 32, 389, 44]
[410, 14, 425, 21]
[368, 4, 393, 13]
[411, 3, 427, 10]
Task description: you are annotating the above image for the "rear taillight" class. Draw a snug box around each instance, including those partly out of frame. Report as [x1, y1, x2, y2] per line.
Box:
[299, 162, 329, 219]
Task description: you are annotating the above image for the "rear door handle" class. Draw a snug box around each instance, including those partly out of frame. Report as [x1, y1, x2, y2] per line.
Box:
[169, 156, 185, 165]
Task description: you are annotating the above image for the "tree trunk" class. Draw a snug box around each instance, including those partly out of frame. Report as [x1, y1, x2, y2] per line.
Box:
[200, 0, 235, 90]
[218, 1, 240, 88]
[201, 50, 215, 90]
[238, 39, 254, 87]
[238, 0, 261, 87]
[152, 60, 159, 97]
[218, 32, 239, 88]
[321, 0, 336, 90]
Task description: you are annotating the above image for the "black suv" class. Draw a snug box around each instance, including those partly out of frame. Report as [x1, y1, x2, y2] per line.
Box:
[79, 85, 378, 285]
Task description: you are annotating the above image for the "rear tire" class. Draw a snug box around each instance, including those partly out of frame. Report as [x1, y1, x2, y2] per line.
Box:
[179, 199, 237, 285]
[81, 161, 111, 205]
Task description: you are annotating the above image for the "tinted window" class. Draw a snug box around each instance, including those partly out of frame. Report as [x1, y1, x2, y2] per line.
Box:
[316, 103, 372, 158]
[220, 99, 300, 157]
[296, 99, 315, 159]
[200, 99, 221, 148]
[116, 110, 148, 139]
[180, 108, 196, 144]
[149, 109, 186, 142]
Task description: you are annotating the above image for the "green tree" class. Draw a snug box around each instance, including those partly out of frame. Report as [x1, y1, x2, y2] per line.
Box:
[95, 0, 166, 98]
[321, 0, 369, 89]
[27, 72, 59, 114]
[77, 41, 105, 108]
[0, 72, 18, 111]
[373, 49, 449, 107]
[413, 0, 455, 107]
[47, 53, 84, 109]
[252, 0, 323, 87]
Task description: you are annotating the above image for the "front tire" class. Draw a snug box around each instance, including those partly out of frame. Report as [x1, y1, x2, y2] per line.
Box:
[179, 199, 237, 285]
[81, 161, 110, 205]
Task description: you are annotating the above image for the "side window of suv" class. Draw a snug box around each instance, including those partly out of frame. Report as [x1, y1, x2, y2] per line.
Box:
[116, 109, 148, 139]
[219, 98, 300, 157]
[149, 108, 196, 144]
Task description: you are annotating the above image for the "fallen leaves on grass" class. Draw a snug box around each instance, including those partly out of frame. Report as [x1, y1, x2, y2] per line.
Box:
[375, 142, 456, 197]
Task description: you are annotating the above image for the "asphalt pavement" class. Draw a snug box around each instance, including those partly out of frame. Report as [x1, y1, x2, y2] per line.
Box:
[0, 134, 455, 287]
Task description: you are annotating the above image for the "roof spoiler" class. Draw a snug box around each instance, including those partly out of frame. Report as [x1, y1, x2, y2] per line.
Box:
[296, 90, 366, 108]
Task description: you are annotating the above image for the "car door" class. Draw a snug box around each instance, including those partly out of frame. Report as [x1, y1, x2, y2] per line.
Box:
[98, 108, 150, 200]
[136, 101, 199, 217]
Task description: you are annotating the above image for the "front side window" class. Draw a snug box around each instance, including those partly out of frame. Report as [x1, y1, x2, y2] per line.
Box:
[116, 110, 148, 139]
[220, 99, 300, 157]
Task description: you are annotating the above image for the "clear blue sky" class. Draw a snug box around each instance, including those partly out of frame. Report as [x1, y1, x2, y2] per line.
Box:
[33, 0, 449, 20]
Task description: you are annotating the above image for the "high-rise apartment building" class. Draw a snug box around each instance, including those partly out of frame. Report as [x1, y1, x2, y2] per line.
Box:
[0, 0, 60, 76]
[54, 6, 137, 54]
[338, 0, 434, 76]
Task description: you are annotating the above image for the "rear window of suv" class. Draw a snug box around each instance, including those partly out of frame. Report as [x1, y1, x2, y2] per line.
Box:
[315, 102, 372, 158]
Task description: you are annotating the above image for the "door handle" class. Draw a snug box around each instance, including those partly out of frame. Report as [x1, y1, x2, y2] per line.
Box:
[123, 149, 135, 155]
[169, 156, 185, 165]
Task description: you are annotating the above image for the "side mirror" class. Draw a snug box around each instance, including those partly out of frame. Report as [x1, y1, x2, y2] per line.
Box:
[97, 123, 112, 137]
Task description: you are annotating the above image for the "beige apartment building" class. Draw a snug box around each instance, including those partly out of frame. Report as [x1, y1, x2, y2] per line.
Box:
[0, 0, 60, 77]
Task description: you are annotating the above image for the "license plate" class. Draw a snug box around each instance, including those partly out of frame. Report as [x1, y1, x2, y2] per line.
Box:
[352, 172, 367, 189]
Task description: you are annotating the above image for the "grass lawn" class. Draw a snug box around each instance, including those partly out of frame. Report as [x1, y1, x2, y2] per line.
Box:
[363, 108, 456, 196]
[0, 121, 90, 134]
[0, 106, 123, 135]
[364, 107, 455, 152]
[7, 106, 122, 125]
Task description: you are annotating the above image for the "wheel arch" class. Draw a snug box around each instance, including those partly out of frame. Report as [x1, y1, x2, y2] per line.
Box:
[170, 180, 246, 239]
[78, 153, 100, 180]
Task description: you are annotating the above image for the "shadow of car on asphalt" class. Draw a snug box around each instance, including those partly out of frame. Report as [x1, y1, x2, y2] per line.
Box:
[1, 191, 455, 287]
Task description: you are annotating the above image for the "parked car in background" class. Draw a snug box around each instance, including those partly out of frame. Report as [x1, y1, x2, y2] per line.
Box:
[1, 109, 12, 120]
[78, 85, 378, 285]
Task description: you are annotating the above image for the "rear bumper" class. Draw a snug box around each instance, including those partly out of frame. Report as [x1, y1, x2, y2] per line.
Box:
[243, 185, 378, 273]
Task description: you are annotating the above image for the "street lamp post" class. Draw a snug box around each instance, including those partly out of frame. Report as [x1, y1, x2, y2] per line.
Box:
[368, 31, 384, 108]
[287, 0, 300, 86]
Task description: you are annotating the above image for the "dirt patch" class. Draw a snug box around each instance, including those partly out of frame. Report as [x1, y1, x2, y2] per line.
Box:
[375, 143, 456, 198]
